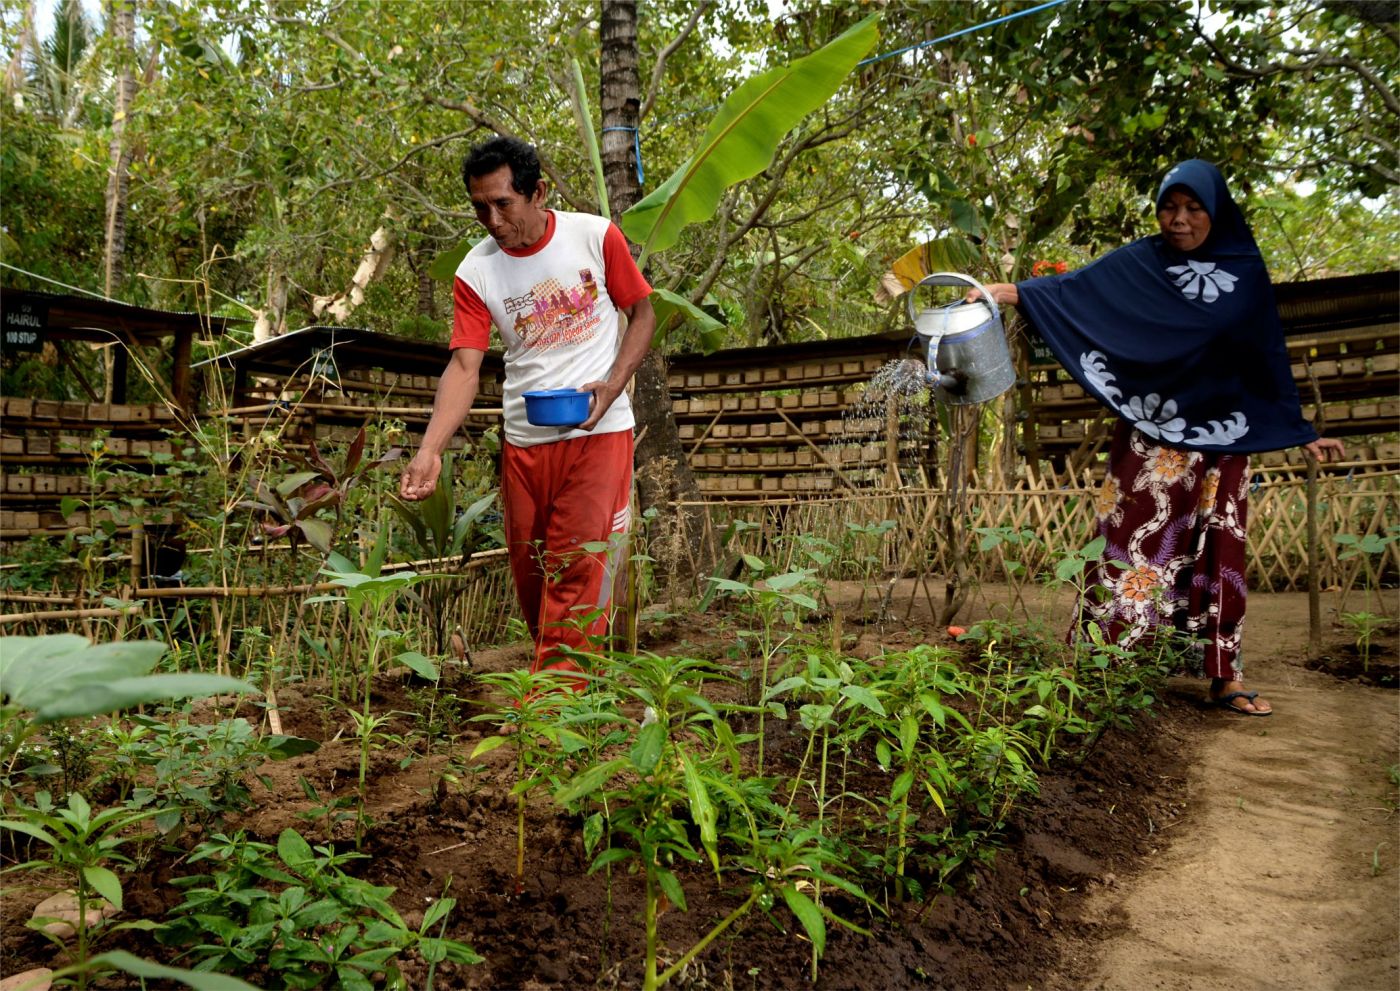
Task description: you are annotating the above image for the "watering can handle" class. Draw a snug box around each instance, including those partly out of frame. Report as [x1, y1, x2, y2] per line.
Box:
[905, 272, 1000, 327]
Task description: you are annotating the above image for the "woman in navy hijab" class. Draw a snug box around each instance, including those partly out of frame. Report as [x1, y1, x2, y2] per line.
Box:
[974, 160, 1344, 716]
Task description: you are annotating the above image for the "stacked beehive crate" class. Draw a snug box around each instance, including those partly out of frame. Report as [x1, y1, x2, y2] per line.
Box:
[0, 397, 184, 537]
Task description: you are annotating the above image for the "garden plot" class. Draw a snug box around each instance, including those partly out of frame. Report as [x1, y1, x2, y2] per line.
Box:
[2, 581, 1394, 990]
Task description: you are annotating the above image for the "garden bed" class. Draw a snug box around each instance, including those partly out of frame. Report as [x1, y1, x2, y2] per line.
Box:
[1304, 619, 1399, 689]
[0, 599, 1200, 990]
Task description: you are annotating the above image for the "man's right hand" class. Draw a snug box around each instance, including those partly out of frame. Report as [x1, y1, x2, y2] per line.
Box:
[399, 450, 443, 501]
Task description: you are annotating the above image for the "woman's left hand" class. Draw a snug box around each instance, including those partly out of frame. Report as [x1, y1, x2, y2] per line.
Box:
[1302, 437, 1346, 463]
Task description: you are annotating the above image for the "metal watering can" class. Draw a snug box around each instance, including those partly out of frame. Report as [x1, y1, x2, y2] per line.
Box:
[906, 272, 1016, 406]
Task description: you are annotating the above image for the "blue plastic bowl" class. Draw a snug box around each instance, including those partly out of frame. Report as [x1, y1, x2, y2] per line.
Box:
[523, 388, 591, 427]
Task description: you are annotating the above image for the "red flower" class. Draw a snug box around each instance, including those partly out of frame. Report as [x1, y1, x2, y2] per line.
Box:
[1031, 259, 1052, 277]
[967, 134, 977, 147]
[1054, 261, 1069, 274]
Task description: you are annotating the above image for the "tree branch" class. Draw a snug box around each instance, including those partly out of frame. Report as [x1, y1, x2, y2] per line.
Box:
[640, 0, 710, 121]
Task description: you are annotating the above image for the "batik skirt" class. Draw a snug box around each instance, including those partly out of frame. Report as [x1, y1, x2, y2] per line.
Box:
[1075, 421, 1250, 681]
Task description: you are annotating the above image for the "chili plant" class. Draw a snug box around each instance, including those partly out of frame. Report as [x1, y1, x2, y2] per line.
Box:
[852, 645, 966, 900]
[553, 652, 751, 991]
[0, 791, 164, 986]
[707, 561, 821, 774]
[468, 669, 586, 896]
[762, 646, 885, 979]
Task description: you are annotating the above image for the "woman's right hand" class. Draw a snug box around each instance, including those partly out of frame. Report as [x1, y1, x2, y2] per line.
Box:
[967, 282, 1018, 306]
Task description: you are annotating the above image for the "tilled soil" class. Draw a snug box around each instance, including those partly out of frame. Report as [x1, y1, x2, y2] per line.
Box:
[1, 584, 1394, 990]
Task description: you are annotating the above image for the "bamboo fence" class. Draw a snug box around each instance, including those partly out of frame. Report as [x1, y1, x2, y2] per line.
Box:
[681, 467, 1400, 596]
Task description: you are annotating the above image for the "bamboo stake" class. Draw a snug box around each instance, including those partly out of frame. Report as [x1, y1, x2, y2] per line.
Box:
[222, 402, 505, 417]
[1307, 455, 1321, 658]
[0, 604, 145, 625]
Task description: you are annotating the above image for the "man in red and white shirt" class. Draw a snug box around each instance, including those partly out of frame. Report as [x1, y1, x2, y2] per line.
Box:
[400, 137, 654, 680]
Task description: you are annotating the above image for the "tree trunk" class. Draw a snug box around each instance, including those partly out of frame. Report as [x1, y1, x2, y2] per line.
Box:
[102, 0, 136, 402]
[600, 0, 714, 580]
[103, 0, 135, 297]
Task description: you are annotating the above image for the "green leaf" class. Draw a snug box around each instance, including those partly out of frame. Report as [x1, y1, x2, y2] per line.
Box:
[470, 735, 510, 759]
[427, 237, 478, 280]
[678, 746, 718, 872]
[395, 651, 439, 681]
[554, 757, 630, 806]
[651, 287, 725, 348]
[839, 684, 885, 716]
[764, 570, 812, 591]
[82, 865, 123, 910]
[656, 867, 688, 913]
[276, 828, 316, 871]
[948, 198, 985, 238]
[630, 721, 666, 774]
[265, 735, 320, 760]
[780, 885, 826, 958]
[621, 14, 880, 258]
[75, 951, 259, 990]
[21, 664, 255, 724]
[589, 846, 633, 873]
[890, 769, 914, 802]
[275, 471, 321, 498]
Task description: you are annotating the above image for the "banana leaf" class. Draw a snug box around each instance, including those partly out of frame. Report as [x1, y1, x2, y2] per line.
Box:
[651, 286, 725, 352]
[621, 14, 879, 261]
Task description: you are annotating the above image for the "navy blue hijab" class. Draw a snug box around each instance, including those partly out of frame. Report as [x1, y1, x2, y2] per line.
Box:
[1015, 160, 1315, 454]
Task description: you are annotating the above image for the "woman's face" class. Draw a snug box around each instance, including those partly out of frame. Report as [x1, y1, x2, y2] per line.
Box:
[1157, 188, 1212, 252]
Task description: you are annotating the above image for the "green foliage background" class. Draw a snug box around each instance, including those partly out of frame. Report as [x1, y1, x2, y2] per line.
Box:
[1, 0, 1395, 358]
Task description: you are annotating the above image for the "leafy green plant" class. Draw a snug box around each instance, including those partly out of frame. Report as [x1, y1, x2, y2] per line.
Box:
[1, 791, 162, 986]
[762, 646, 885, 979]
[307, 549, 432, 846]
[159, 828, 482, 989]
[468, 669, 586, 896]
[0, 635, 254, 786]
[552, 653, 740, 991]
[708, 560, 821, 774]
[107, 716, 317, 835]
[1340, 611, 1389, 672]
[853, 644, 965, 899]
[389, 452, 499, 653]
[621, 14, 880, 264]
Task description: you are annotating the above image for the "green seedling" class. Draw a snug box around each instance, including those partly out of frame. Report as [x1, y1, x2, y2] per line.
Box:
[1, 791, 163, 986]
[1340, 611, 1389, 672]
[469, 669, 586, 896]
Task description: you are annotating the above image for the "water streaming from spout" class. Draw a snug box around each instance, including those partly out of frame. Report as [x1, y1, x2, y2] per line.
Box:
[833, 357, 937, 487]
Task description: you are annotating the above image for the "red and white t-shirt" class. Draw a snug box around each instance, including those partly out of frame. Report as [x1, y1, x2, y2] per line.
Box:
[450, 210, 651, 447]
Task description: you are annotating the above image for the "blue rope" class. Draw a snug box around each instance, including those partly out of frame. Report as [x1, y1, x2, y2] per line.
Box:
[602, 125, 644, 185]
[857, 0, 1072, 66]
[654, 0, 1072, 128]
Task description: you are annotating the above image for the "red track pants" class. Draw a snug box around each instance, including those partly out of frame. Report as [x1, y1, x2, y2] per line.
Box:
[501, 430, 632, 679]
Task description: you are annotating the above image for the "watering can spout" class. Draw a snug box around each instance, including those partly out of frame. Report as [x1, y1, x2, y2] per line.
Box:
[925, 367, 967, 394]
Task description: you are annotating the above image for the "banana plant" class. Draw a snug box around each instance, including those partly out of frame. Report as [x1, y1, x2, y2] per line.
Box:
[620, 13, 880, 265]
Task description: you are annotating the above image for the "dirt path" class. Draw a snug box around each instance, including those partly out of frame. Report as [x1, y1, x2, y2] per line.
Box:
[1070, 591, 1400, 991]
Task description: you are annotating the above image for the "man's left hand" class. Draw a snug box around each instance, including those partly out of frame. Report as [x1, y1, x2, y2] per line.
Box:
[577, 380, 621, 430]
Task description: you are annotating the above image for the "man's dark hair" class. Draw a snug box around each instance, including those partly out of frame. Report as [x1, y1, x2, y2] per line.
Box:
[462, 136, 542, 196]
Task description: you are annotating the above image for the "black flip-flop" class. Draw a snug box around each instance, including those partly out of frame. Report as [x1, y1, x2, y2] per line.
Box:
[1213, 690, 1272, 717]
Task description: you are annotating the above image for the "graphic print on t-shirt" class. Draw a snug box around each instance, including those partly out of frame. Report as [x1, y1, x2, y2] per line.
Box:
[505, 268, 602, 351]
